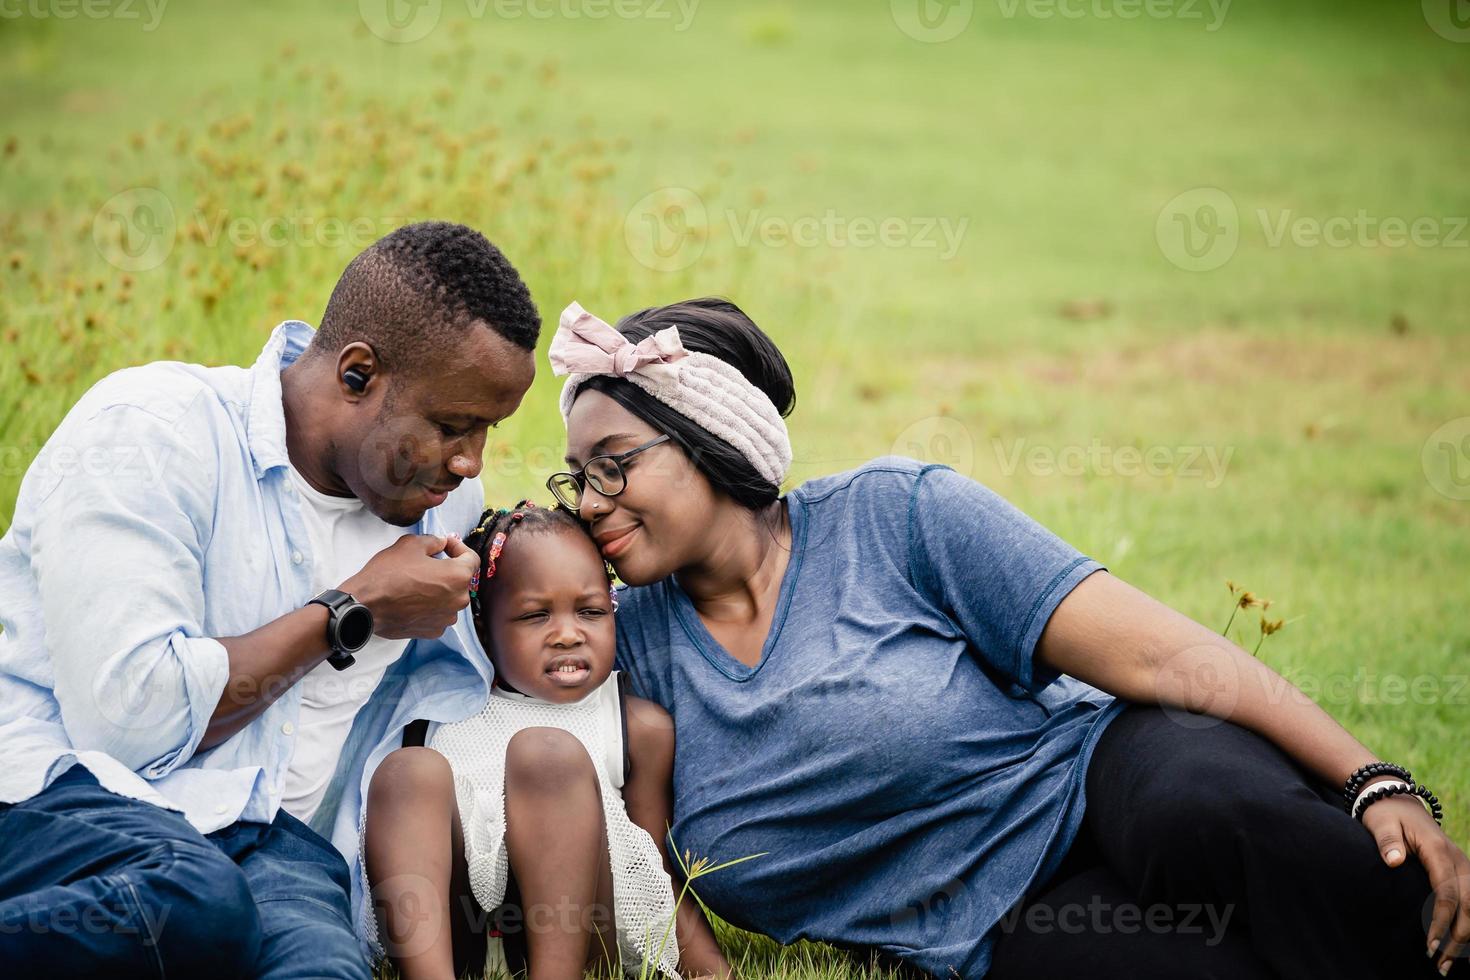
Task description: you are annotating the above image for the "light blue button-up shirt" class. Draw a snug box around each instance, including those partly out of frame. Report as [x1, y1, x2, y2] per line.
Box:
[0, 320, 495, 951]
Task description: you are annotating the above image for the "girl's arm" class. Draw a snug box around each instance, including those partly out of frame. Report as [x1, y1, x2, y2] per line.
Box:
[1036, 569, 1470, 970]
[622, 695, 734, 980]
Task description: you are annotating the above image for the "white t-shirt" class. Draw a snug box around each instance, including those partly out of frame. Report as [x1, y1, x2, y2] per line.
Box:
[280, 464, 411, 823]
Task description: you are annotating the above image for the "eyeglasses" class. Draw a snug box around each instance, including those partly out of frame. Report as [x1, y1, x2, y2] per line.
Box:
[546, 434, 672, 510]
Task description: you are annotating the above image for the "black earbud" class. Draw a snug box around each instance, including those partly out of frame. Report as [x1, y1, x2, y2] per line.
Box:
[343, 368, 369, 392]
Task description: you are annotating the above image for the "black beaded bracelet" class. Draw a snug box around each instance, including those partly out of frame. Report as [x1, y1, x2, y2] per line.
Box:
[1342, 762, 1413, 809]
[1413, 783, 1446, 825]
[1351, 780, 1445, 826]
[1352, 782, 1414, 821]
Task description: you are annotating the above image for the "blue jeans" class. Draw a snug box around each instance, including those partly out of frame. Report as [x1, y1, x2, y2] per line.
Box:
[0, 765, 371, 979]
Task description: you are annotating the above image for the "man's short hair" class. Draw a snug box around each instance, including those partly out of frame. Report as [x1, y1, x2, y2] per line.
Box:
[311, 222, 540, 374]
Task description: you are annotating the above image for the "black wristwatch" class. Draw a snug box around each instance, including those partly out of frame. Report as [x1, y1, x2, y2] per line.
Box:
[308, 589, 373, 670]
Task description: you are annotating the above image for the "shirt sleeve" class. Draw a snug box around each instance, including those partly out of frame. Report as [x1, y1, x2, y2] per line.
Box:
[907, 464, 1104, 693]
[612, 585, 666, 708]
[612, 596, 646, 696]
[30, 400, 231, 777]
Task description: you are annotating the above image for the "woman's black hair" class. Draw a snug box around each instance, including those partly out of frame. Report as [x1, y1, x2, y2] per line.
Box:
[463, 500, 614, 623]
[576, 297, 796, 511]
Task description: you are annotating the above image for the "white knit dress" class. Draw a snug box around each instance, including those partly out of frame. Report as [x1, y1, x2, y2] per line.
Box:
[430, 671, 682, 979]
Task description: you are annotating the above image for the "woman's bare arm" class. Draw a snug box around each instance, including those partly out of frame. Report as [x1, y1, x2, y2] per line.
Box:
[621, 695, 733, 980]
[1036, 569, 1470, 968]
[1036, 570, 1378, 787]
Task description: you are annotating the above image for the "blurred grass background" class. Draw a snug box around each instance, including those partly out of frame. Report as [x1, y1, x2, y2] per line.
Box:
[2, 0, 1468, 973]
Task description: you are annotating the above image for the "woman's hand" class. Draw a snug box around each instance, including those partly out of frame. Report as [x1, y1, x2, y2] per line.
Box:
[1362, 795, 1470, 974]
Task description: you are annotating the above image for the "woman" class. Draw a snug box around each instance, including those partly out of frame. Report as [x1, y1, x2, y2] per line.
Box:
[543, 298, 1468, 979]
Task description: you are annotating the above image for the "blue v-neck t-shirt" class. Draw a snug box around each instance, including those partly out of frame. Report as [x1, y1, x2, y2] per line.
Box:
[613, 456, 1125, 979]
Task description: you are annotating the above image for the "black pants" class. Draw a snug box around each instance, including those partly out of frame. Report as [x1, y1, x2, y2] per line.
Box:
[987, 704, 1443, 979]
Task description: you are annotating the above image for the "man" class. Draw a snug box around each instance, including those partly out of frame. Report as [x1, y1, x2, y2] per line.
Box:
[0, 222, 539, 978]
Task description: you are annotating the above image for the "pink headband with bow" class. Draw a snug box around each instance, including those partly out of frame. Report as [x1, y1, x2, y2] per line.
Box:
[547, 302, 793, 487]
[548, 303, 686, 383]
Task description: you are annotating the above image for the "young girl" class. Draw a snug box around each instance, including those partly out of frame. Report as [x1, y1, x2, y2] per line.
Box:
[364, 500, 731, 980]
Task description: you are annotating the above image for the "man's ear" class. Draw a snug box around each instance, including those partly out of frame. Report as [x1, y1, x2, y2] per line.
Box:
[335, 342, 380, 399]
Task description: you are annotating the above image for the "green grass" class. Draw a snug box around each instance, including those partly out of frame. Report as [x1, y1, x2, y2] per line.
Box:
[370, 933, 918, 980]
[4, 0, 1469, 972]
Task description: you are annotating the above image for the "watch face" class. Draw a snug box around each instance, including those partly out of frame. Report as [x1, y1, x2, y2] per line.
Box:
[337, 604, 374, 651]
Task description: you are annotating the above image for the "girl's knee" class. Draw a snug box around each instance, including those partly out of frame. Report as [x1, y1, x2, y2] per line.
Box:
[369, 746, 454, 811]
[504, 727, 596, 793]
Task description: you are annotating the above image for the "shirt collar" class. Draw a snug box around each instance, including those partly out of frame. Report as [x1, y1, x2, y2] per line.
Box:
[246, 320, 316, 478]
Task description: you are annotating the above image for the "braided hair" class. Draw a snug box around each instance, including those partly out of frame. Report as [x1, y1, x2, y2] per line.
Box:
[463, 499, 618, 622]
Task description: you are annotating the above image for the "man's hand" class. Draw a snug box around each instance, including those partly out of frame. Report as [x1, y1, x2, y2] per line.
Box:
[340, 534, 480, 640]
[204, 535, 479, 748]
